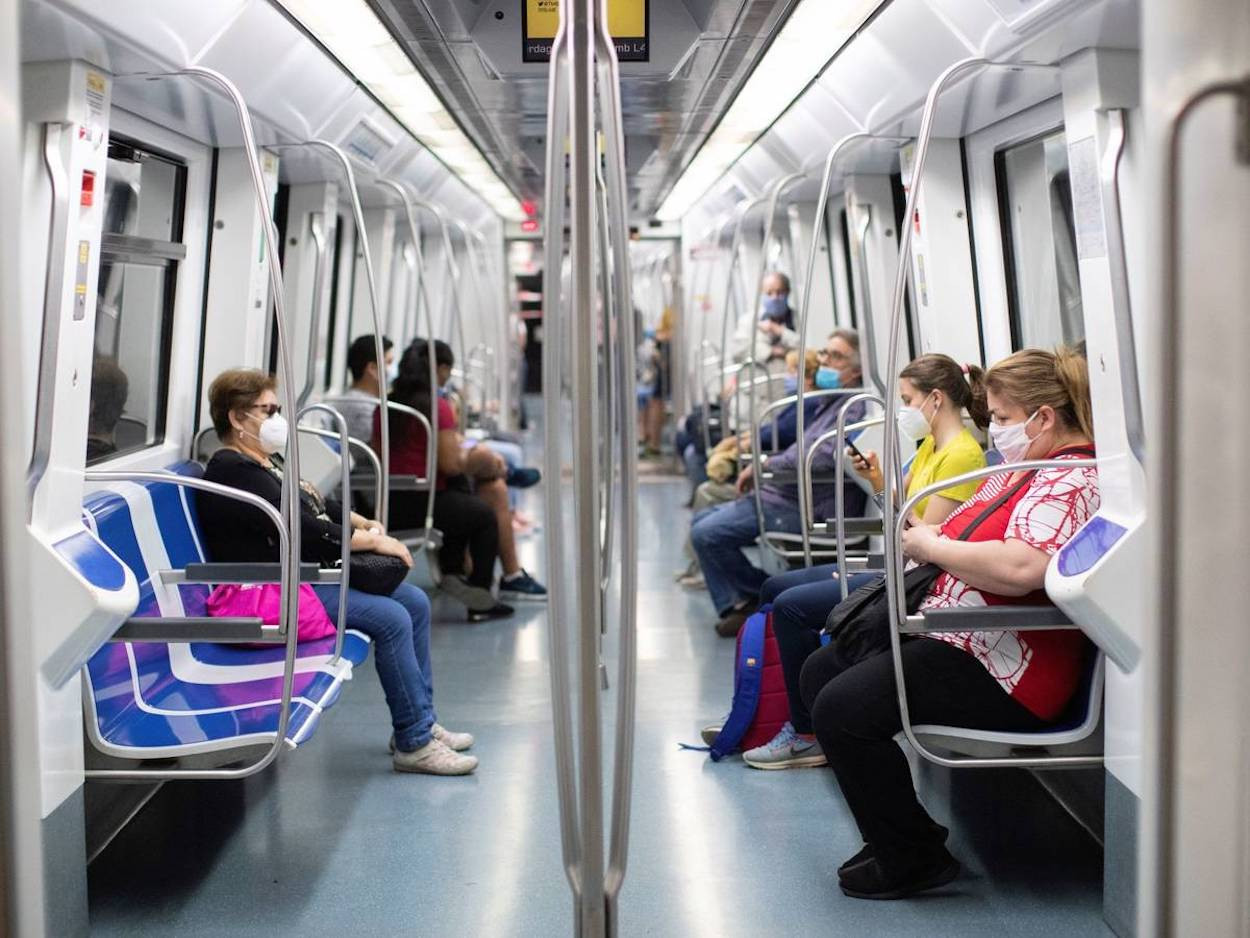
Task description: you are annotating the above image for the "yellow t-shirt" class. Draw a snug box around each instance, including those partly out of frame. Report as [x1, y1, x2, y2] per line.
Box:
[906, 428, 986, 518]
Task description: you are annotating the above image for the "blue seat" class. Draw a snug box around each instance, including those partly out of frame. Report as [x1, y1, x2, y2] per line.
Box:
[81, 462, 371, 760]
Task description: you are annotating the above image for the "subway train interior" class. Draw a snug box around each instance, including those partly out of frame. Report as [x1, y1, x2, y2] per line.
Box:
[0, 0, 1246, 935]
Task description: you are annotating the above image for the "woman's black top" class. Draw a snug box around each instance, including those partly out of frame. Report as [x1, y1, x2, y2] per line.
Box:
[198, 449, 344, 566]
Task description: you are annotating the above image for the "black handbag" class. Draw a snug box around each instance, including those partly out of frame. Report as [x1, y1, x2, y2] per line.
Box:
[346, 550, 410, 595]
[821, 469, 1041, 666]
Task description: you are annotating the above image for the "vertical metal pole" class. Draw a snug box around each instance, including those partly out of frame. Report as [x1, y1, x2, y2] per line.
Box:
[595, 0, 639, 928]
[296, 212, 328, 409]
[568, 0, 605, 931]
[541, 6, 584, 910]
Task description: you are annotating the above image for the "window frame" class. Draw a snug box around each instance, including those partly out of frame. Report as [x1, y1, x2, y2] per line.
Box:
[90, 108, 211, 472]
[964, 96, 1065, 362]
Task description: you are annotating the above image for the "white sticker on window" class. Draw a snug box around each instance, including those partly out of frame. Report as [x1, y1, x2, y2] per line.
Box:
[1068, 136, 1106, 260]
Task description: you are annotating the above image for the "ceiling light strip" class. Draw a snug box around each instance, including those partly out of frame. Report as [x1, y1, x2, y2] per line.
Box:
[656, 0, 884, 221]
[276, 0, 525, 220]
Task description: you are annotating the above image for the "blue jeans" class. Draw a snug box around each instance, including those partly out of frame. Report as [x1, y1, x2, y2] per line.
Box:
[314, 582, 436, 751]
[689, 496, 803, 616]
[760, 563, 881, 734]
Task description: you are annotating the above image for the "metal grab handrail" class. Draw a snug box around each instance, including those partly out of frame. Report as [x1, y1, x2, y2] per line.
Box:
[1099, 109, 1146, 465]
[883, 458, 1101, 770]
[804, 411, 885, 573]
[375, 178, 440, 536]
[717, 196, 768, 414]
[540, 4, 582, 904]
[294, 420, 385, 543]
[1156, 74, 1250, 938]
[82, 470, 300, 781]
[271, 139, 390, 525]
[295, 404, 351, 663]
[794, 131, 900, 563]
[831, 392, 886, 584]
[26, 122, 69, 520]
[850, 204, 885, 395]
[593, 0, 639, 925]
[878, 58, 1058, 619]
[750, 171, 805, 344]
[296, 212, 329, 409]
[594, 162, 616, 597]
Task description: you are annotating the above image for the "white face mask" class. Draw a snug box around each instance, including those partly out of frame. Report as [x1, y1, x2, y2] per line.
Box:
[988, 410, 1039, 463]
[244, 412, 289, 456]
[896, 393, 935, 442]
[386, 360, 399, 384]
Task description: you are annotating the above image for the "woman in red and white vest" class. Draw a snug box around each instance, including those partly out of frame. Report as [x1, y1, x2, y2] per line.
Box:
[800, 346, 1098, 901]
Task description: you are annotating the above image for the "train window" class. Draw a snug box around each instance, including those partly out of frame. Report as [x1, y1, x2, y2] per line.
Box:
[87, 138, 186, 464]
[995, 129, 1084, 350]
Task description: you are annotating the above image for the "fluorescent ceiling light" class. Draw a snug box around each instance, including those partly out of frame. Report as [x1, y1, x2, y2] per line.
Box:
[657, 0, 883, 221]
[277, 0, 525, 221]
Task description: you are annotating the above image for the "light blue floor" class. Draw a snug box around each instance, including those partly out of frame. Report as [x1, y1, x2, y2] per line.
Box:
[89, 455, 1113, 936]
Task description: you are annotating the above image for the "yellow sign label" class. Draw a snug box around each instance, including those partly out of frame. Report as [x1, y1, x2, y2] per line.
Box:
[523, 0, 647, 61]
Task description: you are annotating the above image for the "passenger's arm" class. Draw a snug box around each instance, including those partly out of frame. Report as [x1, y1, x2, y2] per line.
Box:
[436, 428, 466, 476]
[901, 526, 1050, 596]
[917, 492, 961, 527]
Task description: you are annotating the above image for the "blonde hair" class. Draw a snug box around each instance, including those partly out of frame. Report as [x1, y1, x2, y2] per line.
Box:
[984, 346, 1093, 439]
[784, 348, 821, 383]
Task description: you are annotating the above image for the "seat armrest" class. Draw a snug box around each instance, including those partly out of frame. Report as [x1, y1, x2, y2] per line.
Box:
[109, 617, 283, 643]
[174, 562, 333, 584]
[902, 605, 1075, 635]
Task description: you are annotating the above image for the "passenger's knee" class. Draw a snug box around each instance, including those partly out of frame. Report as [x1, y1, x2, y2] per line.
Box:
[392, 582, 430, 627]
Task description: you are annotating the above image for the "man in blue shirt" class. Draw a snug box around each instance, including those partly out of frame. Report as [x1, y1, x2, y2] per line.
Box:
[691, 328, 867, 636]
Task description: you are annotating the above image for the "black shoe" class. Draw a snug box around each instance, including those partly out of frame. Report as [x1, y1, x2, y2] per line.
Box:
[837, 823, 947, 881]
[838, 849, 960, 900]
[714, 601, 758, 638]
[467, 602, 515, 623]
[837, 844, 874, 879]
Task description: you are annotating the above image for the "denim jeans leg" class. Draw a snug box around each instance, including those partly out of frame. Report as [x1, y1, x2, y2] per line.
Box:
[759, 563, 841, 606]
[314, 584, 435, 751]
[690, 497, 771, 616]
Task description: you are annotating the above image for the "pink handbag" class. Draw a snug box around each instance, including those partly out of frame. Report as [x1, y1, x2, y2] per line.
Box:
[206, 583, 337, 643]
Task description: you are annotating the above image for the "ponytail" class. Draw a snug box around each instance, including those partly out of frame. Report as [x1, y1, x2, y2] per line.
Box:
[984, 345, 1094, 440]
[899, 353, 989, 430]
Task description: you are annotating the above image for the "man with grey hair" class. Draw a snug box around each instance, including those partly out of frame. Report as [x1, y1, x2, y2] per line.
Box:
[729, 271, 799, 365]
[691, 328, 867, 637]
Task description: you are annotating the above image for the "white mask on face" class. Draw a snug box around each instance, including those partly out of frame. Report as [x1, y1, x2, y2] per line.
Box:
[386, 360, 399, 384]
[988, 410, 1039, 463]
[244, 412, 289, 455]
[896, 393, 935, 442]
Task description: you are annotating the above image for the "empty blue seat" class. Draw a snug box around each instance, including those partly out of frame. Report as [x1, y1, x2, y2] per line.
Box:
[80, 462, 371, 760]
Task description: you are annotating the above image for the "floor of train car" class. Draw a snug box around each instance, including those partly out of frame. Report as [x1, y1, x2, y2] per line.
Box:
[89, 415, 1111, 937]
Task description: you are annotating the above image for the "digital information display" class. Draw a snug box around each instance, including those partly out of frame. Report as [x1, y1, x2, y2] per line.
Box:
[522, 0, 649, 63]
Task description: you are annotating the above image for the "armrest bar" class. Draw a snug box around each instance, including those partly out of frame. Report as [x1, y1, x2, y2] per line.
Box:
[170, 563, 337, 584]
[901, 605, 1076, 634]
[109, 617, 282, 643]
[812, 517, 882, 536]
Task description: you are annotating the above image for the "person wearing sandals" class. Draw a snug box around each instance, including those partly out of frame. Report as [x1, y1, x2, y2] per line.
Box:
[197, 369, 478, 776]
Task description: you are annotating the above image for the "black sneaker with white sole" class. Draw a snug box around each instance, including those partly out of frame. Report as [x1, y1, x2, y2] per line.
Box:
[499, 569, 547, 601]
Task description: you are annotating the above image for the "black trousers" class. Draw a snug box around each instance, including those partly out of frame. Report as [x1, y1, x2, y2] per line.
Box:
[390, 480, 498, 589]
[800, 637, 1045, 871]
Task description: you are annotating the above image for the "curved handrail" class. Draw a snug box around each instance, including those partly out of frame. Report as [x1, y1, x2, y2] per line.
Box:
[539, 4, 582, 901]
[1099, 109, 1146, 465]
[794, 131, 894, 563]
[751, 171, 805, 339]
[295, 404, 351, 662]
[82, 470, 300, 781]
[879, 59, 1059, 619]
[804, 411, 884, 571]
[885, 458, 1099, 769]
[295, 419, 384, 540]
[832, 392, 886, 584]
[376, 178, 440, 535]
[296, 212, 329, 410]
[271, 139, 390, 525]
[26, 122, 69, 520]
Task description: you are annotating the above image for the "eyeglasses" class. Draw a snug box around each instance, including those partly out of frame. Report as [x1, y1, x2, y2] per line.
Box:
[818, 348, 851, 363]
[248, 404, 282, 418]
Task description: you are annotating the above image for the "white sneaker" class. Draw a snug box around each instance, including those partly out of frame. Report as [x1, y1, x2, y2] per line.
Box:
[432, 723, 474, 751]
[393, 737, 478, 775]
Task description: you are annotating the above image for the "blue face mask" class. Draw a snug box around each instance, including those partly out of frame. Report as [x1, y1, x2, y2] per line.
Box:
[814, 366, 841, 390]
[761, 295, 789, 320]
[782, 374, 799, 394]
